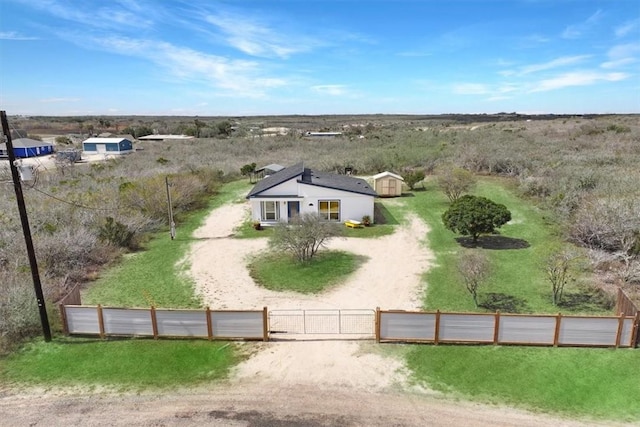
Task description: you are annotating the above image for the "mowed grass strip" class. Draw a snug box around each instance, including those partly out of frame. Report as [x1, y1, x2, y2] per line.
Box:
[84, 180, 250, 308]
[406, 345, 640, 421]
[248, 250, 366, 293]
[1, 337, 236, 389]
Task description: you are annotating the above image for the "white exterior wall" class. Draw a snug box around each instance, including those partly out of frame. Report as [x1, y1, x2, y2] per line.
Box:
[249, 178, 375, 224]
[298, 183, 374, 223]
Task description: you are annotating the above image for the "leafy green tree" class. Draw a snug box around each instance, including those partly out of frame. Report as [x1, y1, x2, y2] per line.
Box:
[442, 195, 511, 243]
[457, 249, 491, 307]
[240, 163, 257, 177]
[402, 169, 425, 190]
[270, 213, 343, 263]
[437, 167, 477, 202]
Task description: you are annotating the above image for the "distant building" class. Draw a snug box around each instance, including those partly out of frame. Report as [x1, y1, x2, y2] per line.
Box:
[137, 134, 194, 141]
[0, 138, 54, 158]
[82, 137, 133, 155]
[304, 131, 343, 137]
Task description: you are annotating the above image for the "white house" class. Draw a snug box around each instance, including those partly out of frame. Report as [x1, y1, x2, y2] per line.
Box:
[247, 163, 377, 225]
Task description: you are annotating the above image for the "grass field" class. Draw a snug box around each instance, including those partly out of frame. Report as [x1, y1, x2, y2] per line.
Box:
[406, 177, 612, 314]
[1, 337, 236, 390]
[399, 177, 638, 420]
[248, 250, 366, 293]
[406, 345, 640, 421]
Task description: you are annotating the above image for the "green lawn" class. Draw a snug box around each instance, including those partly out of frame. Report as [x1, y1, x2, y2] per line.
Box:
[406, 345, 640, 421]
[1, 337, 236, 390]
[399, 177, 637, 421]
[83, 180, 251, 308]
[405, 177, 611, 314]
[248, 250, 366, 293]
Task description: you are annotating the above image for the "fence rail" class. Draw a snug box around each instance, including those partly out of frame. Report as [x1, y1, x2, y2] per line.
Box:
[62, 305, 268, 341]
[376, 309, 638, 348]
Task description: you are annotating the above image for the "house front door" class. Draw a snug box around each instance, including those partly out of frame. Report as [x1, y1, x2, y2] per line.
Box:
[287, 201, 300, 220]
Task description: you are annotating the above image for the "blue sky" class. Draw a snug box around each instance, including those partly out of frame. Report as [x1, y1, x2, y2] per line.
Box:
[1, 0, 639, 116]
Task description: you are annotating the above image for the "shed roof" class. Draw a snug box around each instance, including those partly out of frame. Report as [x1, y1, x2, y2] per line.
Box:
[83, 137, 130, 143]
[372, 171, 404, 181]
[256, 163, 285, 173]
[248, 162, 377, 198]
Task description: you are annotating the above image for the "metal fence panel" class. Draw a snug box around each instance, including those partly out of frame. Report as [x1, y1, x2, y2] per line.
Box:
[211, 311, 264, 339]
[439, 314, 494, 342]
[102, 308, 153, 336]
[558, 317, 618, 346]
[155, 310, 208, 337]
[379, 312, 436, 341]
[65, 306, 100, 334]
[620, 318, 634, 347]
[499, 316, 556, 344]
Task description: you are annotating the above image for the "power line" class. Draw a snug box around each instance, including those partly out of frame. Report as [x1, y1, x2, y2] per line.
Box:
[28, 186, 119, 212]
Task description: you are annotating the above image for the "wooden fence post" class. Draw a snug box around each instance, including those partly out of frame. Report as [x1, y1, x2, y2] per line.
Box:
[59, 303, 69, 335]
[206, 307, 213, 341]
[375, 307, 380, 343]
[150, 306, 158, 339]
[614, 312, 625, 348]
[553, 313, 562, 347]
[97, 305, 105, 339]
[632, 311, 640, 348]
[434, 310, 441, 345]
[493, 310, 500, 345]
[263, 307, 269, 342]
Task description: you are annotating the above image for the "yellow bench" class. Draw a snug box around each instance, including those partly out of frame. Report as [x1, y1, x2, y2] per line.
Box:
[345, 220, 363, 228]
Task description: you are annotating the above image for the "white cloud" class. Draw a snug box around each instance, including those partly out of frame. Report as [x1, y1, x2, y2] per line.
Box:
[615, 19, 640, 38]
[94, 36, 287, 97]
[530, 71, 629, 92]
[518, 55, 591, 75]
[311, 85, 347, 96]
[452, 83, 490, 95]
[204, 12, 315, 59]
[39, 97, 80, 103]
[0, 31, 38, 40]
[562, 9, 603, 39]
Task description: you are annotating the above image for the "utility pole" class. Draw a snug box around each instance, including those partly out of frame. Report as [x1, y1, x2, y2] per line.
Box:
[1, 111, 52, 342]
[165, 176, 175, 240]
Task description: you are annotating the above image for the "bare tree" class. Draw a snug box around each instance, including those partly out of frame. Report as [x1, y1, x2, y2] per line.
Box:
[457, 250, 491, 307]
[544, 249, 577, 306]
[270, 213, 343, 263]
[437, 167, 477, 202]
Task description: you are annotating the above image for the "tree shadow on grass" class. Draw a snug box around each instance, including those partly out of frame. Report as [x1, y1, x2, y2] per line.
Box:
[558, 287, 615, 312]
[479, 293, 529, 313]
[456, 235, 530, 250]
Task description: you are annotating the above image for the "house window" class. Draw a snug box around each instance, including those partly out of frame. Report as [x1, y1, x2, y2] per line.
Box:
[261, 201, 279, 221]
[318, 200, 340, 221]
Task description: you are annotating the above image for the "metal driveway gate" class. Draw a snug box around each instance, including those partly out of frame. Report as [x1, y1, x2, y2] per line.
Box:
[268, 309, 375, 339]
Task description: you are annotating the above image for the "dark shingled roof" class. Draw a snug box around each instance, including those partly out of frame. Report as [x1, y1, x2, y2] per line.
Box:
[247, 162, 377, 198]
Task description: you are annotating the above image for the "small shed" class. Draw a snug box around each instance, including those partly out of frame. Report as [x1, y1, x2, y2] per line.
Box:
[82, 137, 133, 155]
[371, 171, 404, 197]
[0, 138, 54, 158]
